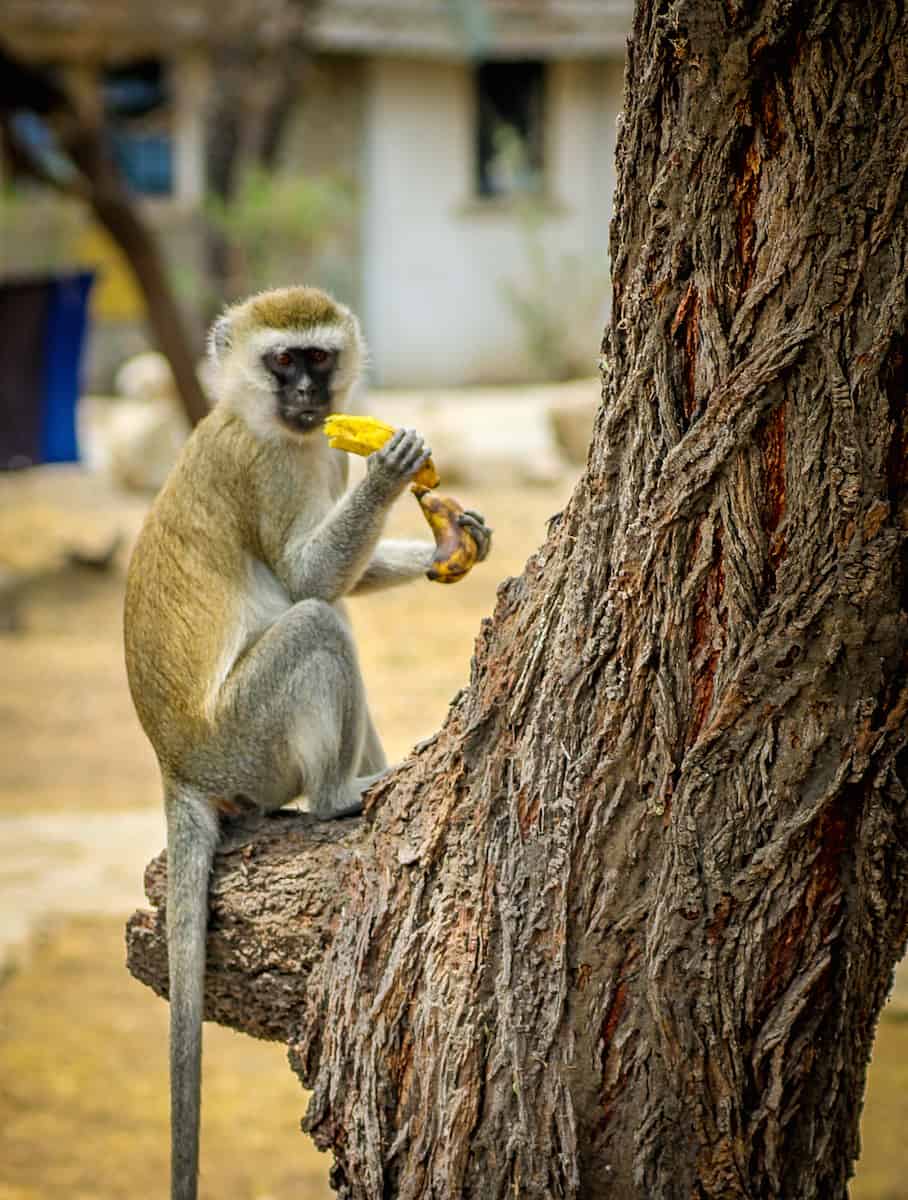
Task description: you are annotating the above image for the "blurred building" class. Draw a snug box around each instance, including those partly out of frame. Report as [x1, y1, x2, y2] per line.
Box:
[1, 1, 631, 387]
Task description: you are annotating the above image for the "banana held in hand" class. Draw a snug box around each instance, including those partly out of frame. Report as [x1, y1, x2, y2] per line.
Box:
[324, 414, 440, 489]
[411, 485, 479, 584]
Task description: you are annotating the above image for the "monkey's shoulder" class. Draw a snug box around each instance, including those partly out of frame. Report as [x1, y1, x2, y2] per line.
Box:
[140, 407, 278, 554]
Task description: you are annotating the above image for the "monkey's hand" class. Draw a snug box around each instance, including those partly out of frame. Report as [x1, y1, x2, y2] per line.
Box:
[412, 487, 493, 583]
[366, 428, 433, 500]
[458, 510, 492, 562]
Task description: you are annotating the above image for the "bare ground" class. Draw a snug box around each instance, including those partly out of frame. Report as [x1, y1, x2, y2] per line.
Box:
[0, 463, 904, 1199]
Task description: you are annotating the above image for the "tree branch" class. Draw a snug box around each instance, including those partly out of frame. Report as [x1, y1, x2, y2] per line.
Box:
[126, 809, 369, 1044]
[0, 42, 210, 426]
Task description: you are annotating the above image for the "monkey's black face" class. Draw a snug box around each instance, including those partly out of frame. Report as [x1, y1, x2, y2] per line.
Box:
[263, 346, 339, 433]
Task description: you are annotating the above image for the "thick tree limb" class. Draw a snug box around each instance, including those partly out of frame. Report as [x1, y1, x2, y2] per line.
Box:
[126, 809, 368, 1043]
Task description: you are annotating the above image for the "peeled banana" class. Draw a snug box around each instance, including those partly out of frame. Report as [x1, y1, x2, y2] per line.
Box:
[411, 486, 479, 584]
[324, 413, 480, 583]
[323, 414, 440, 490]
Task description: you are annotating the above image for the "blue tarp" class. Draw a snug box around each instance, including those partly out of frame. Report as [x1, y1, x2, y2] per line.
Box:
[0, 271, 94, 470]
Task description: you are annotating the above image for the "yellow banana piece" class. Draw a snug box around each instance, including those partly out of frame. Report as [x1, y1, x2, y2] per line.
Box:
[411, 485, 478, 584]
[324, 414, 440, 489]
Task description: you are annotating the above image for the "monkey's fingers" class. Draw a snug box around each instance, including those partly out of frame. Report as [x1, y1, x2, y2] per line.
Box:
[399, 436, 433, 479]
[406, 450, 434, 478]
[457, 512, 493, 562]
[381, 428, 432, 477]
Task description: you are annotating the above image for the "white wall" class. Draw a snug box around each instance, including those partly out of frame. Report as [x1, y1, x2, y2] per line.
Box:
[362, 56, 625, 387]
[171, 53, 210, 207]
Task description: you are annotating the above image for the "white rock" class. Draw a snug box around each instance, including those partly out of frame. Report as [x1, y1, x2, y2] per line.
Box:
[107, 398, 190, 493]
[367, 384, 580, 487]
[547, 379, 602, 466]
[114, 351, 178, 405]
[90, 351, 208, 492]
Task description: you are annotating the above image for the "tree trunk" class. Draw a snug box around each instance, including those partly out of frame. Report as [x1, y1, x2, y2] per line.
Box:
[127, 1, 908, 1196]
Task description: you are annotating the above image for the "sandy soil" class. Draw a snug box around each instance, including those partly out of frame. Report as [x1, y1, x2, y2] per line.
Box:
[0, 462, 905, 1199]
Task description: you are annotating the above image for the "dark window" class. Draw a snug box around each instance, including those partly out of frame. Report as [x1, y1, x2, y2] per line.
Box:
[103, 60, 173, 196]
[475, 61, 545, 199]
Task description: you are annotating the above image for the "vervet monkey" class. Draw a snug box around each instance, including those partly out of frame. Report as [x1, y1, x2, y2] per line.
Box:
[123, 286, 491, 1200]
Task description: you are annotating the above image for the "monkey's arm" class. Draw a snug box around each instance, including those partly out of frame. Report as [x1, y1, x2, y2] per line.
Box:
[278, 481, 400, 601]
[277, 432, 429, 602]
[350, 510, 493, 593]
[349, 539, 435, 594]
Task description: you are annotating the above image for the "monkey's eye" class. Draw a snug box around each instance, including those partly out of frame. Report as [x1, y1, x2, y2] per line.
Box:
[273, 350, 294, 369]
[305, 348, 331, 367]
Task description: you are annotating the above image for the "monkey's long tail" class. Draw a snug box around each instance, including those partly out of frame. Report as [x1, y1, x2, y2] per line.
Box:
[165, 785, 220, 1200]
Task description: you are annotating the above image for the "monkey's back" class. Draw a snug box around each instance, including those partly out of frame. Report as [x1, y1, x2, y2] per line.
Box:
[124, 406, 263, 774]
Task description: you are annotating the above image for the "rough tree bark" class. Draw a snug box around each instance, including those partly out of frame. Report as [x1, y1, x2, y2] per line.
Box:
[127, 2, 908, 1197]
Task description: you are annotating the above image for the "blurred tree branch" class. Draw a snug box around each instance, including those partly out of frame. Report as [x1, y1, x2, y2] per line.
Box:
[204, 19, 317, 299]
[0, 43, 209, 426]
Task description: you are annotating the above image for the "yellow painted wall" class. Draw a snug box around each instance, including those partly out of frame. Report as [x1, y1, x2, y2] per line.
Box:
[72, 223, 146, 320]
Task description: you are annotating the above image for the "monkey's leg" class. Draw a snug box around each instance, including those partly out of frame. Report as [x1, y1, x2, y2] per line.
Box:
[212, 599, 380, 819]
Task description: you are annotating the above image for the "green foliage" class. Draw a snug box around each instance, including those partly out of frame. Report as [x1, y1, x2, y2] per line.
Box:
[205, 169, 358, 301]
[486, 121, 543, 197]
[0, 186, 84, 275]
[501, 202, 609, 382]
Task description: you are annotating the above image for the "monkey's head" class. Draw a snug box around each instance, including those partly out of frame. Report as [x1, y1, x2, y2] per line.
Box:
[208, 287, 365, 438]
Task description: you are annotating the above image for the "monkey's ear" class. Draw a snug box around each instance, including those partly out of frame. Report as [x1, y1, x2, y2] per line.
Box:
[208, 315, 233, 365]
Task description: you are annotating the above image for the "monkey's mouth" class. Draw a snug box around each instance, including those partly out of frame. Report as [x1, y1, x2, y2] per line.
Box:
[280, 407, 328, 434]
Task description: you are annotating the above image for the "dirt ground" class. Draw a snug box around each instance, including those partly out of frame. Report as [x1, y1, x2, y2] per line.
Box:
[0, 463, 905, 1199]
